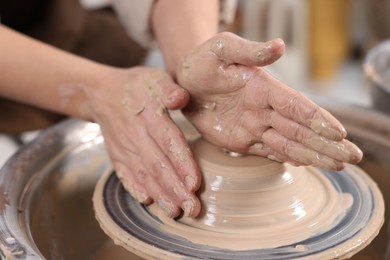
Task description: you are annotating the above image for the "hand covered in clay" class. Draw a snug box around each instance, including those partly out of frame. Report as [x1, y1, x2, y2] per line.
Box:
[176, 32, 362, 170]
[87, 67, 201, 218]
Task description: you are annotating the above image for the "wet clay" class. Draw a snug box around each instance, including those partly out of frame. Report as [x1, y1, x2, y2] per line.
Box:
[93, 137, 384, 259]
[2, 107, 387, 259]
[149, 137, 353, 250]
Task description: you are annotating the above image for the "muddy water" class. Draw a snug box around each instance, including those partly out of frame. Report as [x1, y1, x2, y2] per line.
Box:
[90, 240, 142, 260]
[27, 140, 141, 260]
[28, 166, 141, 259]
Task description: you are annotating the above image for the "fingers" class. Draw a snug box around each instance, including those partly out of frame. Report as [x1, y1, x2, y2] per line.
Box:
[267, 111, 363, 164]
[98, 67, 201, 219]
[116, 160, 182, 218]
[142, 69, 190, 110]
[248, 142, 292, 163]
[269, 89, 346, 141]
[209, 32, 285, 67]
[144, 149, 201, 218]
[241, 108, 362, 165]
[118, 141, 201, 218]
[141, 103, 202, 192]
[248, 69, 347, 140]
[115, 162, 152, 204]
[144, 71, 199, 188]
[152, 121, 202, 192]
[262, 128, 345, 171]
[134, 126, 201, 217]
[135, 69, 200, 217]
[108, 113, 201, 218]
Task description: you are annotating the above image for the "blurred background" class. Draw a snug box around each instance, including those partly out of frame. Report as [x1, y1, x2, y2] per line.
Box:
[1, 0, 390, 165]
[235, 0, 381, 106]
[145, 0, 387, 106]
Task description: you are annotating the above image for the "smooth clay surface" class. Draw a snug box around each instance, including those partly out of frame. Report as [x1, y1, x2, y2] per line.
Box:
[93, 137, 384, 259]
[150, 138, 353, 250]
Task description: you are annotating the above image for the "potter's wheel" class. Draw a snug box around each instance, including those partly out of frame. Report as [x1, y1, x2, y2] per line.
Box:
[93, 138, 384, 260]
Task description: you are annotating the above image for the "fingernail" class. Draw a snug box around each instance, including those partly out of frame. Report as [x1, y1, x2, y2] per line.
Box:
[182, 199, 195, 217]
[157, 197, 175, 218]
[255, 45, 272, 63]
[136, 193, 149, 203]
[272, 38, 285, 47]
[185, 175, 197, 190]
[287, 161, 301, 167]
[351, 146, 363, 163]
[334, 141, 363, 164]
[267, 155, 282, 163]
[167, 88, 187, 108]
[121, 181, 148, 203]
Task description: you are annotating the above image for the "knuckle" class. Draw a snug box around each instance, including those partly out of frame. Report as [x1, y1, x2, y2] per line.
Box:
[293, 124, 306, 143]
[136, 170, 148, 184]
[282, 139, 292, 155]
[150, 161, 163, 178]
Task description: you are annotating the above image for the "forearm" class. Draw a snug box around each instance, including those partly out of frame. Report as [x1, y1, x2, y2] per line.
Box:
[0, 25, 119, 121]
[151, 0, 219, 76]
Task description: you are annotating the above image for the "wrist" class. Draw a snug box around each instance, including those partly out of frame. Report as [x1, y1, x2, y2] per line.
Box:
[67, 65, 125, 122]
[151, 0, 219, 79]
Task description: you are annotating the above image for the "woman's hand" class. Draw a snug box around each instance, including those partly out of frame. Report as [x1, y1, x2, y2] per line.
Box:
[86, 67, 201, 218]
[176, 32, 362, 170]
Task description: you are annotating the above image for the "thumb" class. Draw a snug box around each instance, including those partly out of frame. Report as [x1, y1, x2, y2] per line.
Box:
[143, 70, 190, 110]
[159, 78, 190, 110]
[210, 32, 285, 67]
